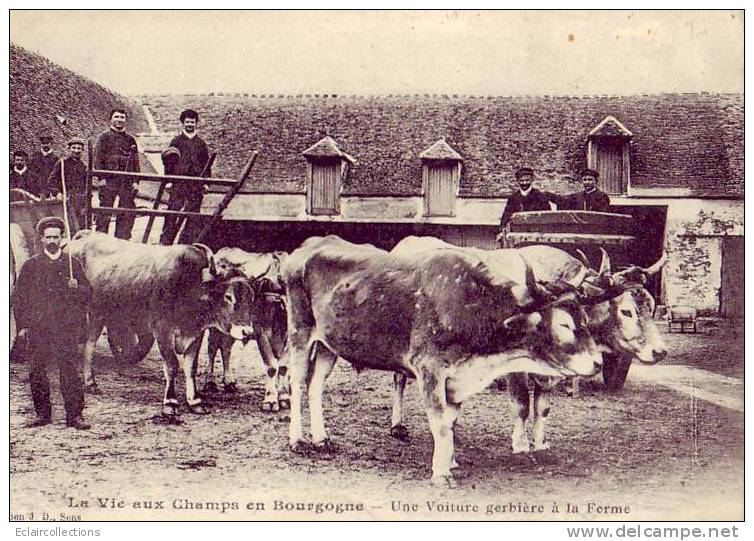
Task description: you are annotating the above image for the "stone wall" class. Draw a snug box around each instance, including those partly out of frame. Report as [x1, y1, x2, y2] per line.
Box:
[662, 200, 744, 315]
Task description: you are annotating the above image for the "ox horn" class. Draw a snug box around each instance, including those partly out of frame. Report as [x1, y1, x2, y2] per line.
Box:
[192, 243, 217, 282]
[574, 249, 592, 269]
[641, 252, 668, 276]
[565, 263, 589, 288]
[598, 247, 612, 275]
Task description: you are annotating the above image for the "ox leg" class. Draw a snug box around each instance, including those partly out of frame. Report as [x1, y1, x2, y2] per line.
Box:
[83, 318, 105, 394]
[287, 340, 313, 453]
[271, 331, 290, 409]
[155, 332, 180, 417]
[204, 329, 220, 393]
[309, 347, 337, 450]
[417, 367, 458, 488]
[182, 337, 208, 415]
[507, 373, 532, 466]
[532, 384, 559, 465]
[389, 373, 410, 441]
[220, 336, 236, 393]
[257, 330, 280, 412]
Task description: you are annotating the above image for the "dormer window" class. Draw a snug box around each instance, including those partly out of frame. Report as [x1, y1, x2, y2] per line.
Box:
[303, 136, 354, 215]
[420, 139, 463, 217]
[587, 116, 632, 195]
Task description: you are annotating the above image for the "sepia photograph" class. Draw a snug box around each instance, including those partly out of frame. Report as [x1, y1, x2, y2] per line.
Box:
[7, 9, 744, 523]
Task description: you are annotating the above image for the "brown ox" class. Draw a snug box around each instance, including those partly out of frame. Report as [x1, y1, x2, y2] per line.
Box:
[67, 231, 259, 416]
[204, 248, 290, 412]
[390, 236, 666, 463]
[282, 235, 602, 487]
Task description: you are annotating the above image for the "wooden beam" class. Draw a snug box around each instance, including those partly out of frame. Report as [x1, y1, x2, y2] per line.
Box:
[92, 207, 213, 220]
[194, 152, 257, 243]
[89, 169, 238, 186]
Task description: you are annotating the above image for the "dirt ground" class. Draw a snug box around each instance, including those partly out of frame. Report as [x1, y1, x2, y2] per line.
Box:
[9, 322, 744, 521]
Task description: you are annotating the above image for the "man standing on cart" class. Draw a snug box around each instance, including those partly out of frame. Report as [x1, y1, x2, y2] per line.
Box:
[496, 167, 553, 246]
[160, 108, 211, 245]
[93, 108, 141, 239]
[47, 137, 89, 228]
[29, 135, 60, 198]
[547, 168, 611, 212]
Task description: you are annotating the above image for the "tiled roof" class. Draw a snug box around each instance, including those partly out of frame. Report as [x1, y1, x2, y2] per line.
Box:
[142, 92, 743, 197]
[10, 44, 148, 159]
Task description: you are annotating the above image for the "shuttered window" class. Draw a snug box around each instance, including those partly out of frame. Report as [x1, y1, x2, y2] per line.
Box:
[589, 138, 630, 195]
[308, 160, 340, 215]
[424, 162, 459, 216]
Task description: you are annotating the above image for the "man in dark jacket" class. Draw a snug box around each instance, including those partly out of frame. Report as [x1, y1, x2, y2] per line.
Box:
[160, 109, 212, 244]
[10, 150, 40, 200]
[29, 135, 60, 198]
[548, 168, 611, 212]
[47, 137, 89, 228]
[497, 167, 553, 244]
[13, 217, 92, 429]
[93, 108, 140, 239]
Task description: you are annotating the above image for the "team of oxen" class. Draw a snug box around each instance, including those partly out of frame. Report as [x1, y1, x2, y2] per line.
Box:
[64, 230, 667, 488]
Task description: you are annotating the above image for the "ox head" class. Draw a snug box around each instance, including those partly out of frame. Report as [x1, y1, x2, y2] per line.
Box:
[579, 249, 668, 365]
[502, 263, 602, 378]
[203, 276, 257, 344]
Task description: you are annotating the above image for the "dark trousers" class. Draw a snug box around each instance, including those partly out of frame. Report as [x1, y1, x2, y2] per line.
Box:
[95, 181, 136, 240]
[69, 195, 88, 230]
[28, 339, 85, 422]
[160, 190, 203, 245]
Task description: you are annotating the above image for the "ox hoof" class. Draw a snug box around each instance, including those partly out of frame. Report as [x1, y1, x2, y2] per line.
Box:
[431, 475, 458, 489]
[261, 400, 280, 413]
[290, 441, 308, 455]
[533, 449, 560, 465]
[509, 452, 534, 467]
[85, 383, 101, 395]
[278, 397, 290, 410]
[203, 381, 219, 394]
[389, 424, 410, 442]
[162, 404, 180, 417]
[313, 438, 335, 452]
[450, 466, 469, 479]
[223, 382, 238, 393]
[189, 403, 210, 415]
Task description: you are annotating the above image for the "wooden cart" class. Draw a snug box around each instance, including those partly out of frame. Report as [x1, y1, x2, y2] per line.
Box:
[506, 210, 638, 391]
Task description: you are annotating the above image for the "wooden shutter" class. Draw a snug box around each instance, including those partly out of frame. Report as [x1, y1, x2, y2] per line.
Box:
[595, 141, 626, 194]
[309, 160, 340, 215]
[721, 236, 744, 318]
[425, 162, 457, 216]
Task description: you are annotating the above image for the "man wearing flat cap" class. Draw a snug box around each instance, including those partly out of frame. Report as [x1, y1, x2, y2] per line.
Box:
[548, 168, 611, 213]
[497, 167, 553, 244]
[47, 138, 89, 228]
[160, 109, 212, 244]
[29, 135, 60, 198]
[13, 217, 92, 430]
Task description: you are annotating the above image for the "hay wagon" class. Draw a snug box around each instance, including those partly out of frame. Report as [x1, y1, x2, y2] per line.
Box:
[506, 209, 637, 391]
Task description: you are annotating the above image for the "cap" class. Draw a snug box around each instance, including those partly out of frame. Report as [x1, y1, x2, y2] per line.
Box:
[515, 167, 534, 179]
[580, 168, 600, 178]
[67, 137, 86, 147]
[36, 216, 66, 235]
[39, 135, 53, 143]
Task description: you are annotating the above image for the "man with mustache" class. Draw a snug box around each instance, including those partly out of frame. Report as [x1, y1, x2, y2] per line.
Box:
[497, 167, 553, 245]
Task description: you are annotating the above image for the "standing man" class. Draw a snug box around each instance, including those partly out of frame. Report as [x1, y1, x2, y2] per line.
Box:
[496, 167, 553, 245]
[47, 137, 89, 228]
[160, 109, 211, 245]
[12, 217, 92, 430]
[29, 135, 60, 198]
[547, 168, 611, 212]
[93, 108, 140, 239]
[10, 150, 40, 200]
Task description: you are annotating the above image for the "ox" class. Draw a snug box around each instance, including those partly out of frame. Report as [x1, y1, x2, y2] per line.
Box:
[282, 235, 602, 487]
[390, 236, 667, 463]
[67, 231, 259, 416]
[204, 248, 290, 411]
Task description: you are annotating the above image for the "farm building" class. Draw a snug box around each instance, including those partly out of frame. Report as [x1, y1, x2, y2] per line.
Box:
[140, 92, 744, 317]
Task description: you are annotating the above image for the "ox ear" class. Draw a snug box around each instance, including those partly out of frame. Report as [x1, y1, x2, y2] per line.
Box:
[510, 284, 535, 307]
[201, 267, 215, 283]
[503, 312, 542, 333]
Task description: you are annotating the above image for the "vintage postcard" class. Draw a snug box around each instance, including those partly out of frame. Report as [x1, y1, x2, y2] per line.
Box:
[8, 10, 744, 522]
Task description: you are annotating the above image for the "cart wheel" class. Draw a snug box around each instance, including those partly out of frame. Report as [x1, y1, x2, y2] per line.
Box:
[602, 353, 632, 391]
